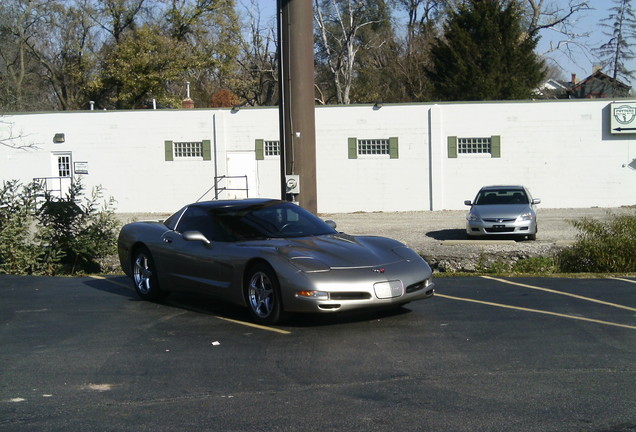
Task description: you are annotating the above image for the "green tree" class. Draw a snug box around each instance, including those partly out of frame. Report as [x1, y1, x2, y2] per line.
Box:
[100, 24, 193, 108]
[163, 0, 240, 107]
[426, 0, 545, 101]
[595, 0, 635, 85]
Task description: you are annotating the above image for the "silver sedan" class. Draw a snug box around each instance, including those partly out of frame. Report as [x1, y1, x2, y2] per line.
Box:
[118, 199, 435, 324]
[464, 185, 540, 240]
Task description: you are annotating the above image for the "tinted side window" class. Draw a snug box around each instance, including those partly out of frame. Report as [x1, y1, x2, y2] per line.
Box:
[176, 206, 228, 241]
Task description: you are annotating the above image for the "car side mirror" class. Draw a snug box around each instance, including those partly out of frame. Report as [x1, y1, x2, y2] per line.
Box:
[325, 220, 337, 229]
[532, 198, 541, 205]
[182, 230, 211, 246]
[464, 200, 472, 206]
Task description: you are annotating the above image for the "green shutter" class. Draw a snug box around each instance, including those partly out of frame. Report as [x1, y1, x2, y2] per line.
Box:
[389, 137, 399, 159]
[164, 140, 173, 161]
[348, 137, 358, 159]
[447, 136, 457, 158]
[202, 140, 211, 161]
[491, 135, 501, 158]
[255, 139, 264, 160]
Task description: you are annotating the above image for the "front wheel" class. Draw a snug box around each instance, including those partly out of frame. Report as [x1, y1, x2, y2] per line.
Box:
[245, 264, 285, 325]
[132, 247, 164, 301]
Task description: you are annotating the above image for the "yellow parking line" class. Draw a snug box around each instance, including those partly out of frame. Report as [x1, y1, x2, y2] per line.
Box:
[436, 293, 636, 330]
[89, 276, 291, 335]
[481, 276, 636, 312]
[609, 277, 636, 284]
[88, 275, 131, 289]
[213, 316, 291, 334]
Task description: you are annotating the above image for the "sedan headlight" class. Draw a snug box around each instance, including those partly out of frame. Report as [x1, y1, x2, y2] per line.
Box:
[516, 212, 534, 222]
[289, 257, 331, 272]
[467, 212, 480, 222]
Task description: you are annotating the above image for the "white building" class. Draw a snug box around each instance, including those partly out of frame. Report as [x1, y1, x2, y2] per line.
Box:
[1, 99, 635, 213]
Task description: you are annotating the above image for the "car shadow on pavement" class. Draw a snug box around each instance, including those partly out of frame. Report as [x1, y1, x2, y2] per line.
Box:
[287, 306, 412, 327]
[83, 276, 139, 300]
[82, 277, 416, 328]
[426, 229, 466, 240]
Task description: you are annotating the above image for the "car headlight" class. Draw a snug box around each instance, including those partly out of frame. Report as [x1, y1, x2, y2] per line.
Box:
[467, 212, 480, 222]
[516, 212, 533, 222]
[289, 257, 331, 272]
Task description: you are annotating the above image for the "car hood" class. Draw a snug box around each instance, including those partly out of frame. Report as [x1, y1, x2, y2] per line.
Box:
[253, 233, 409, 269]
[471, 204, 532, 219]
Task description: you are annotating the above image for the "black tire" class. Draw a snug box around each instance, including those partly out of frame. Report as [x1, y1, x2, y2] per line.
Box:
[132, 247, 164, 301]
[245, 263, 285, 325]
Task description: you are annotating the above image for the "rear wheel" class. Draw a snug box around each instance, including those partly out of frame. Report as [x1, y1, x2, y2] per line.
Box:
[132, 247, 163, 301]
[245, 264, 285, 325]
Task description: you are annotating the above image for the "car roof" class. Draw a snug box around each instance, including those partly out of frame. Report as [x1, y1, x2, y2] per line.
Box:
[479, 185, 526, 191]
[189, 198, 285, 210]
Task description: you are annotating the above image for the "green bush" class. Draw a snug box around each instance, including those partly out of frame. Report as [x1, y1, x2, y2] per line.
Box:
[512, 256, 557, 274]
[557, 211, 636, 273]
[0, 179, 119, 275]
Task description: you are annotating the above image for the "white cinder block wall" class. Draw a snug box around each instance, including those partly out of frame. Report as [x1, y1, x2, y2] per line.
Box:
[0, 99, 634, 213]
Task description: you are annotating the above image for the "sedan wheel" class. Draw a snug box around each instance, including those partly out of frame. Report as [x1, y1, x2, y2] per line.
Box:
[246, 264, 284, 325]
[132, 247, 163, 301]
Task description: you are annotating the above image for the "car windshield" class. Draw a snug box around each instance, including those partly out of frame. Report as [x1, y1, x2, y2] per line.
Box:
[474, 189, 528, 205]
[175, 201, 337, 241]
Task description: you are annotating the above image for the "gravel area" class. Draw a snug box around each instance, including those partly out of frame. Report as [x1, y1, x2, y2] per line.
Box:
[116, 207, 635, 273]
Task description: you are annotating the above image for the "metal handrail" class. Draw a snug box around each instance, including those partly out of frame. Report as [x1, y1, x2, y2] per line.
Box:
[196, 175, 249, 202]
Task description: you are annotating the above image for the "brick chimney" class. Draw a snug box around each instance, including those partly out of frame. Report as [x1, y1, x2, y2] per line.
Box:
[571, 73, 577, 84]
[182, 81, 195, 109]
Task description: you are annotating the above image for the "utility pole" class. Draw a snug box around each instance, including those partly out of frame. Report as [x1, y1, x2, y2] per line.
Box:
[277, 0, 318, 213]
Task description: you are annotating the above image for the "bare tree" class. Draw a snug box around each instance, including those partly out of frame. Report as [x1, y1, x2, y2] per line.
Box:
[0, 118, 37, 150]
[0, 0, 52, 111]
[523, 0, 593, 71]
[233, 0, 278, 106]
[314, 0, 386, 104]
[596, 0, 635, 83]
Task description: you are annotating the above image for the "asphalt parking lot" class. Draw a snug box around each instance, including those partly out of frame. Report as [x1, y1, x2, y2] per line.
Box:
[1, 274, 634, 432]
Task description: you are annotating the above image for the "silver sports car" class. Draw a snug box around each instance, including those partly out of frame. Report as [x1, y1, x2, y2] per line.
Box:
[464, 185, 541, 240]
[118, 199, 434, 324]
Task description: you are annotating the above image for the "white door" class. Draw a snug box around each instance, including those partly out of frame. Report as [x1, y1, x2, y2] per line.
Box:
[48, 152, 73, 198]
[225, 152, 257, 199]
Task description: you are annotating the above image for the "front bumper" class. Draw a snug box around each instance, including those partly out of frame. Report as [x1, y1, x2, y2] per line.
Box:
[466, 219, 536, 236]
[280, 262, 435, 313]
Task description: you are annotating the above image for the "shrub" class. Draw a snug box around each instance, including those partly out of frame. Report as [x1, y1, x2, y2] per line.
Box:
[0, 180, 56, 274]
[0, 179, 119, 275]
[557, 211, 636, 273]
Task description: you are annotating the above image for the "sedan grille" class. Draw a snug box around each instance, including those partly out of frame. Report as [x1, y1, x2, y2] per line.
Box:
[483, 218, 516, 223]
[485, 227, 515, 233]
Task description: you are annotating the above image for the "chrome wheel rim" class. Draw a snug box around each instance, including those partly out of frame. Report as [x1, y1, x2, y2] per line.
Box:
[248, 271, 274, 318]
[133, 254, 152, 295]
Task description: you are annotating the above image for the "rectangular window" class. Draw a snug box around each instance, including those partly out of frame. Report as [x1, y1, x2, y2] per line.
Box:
[448, 136, 500, 158]
[348, 137, 398, 159]
[265, 140, 280, 156]
[174, 141, 203, 158]
[457, 137, 491, 154]
[358, 138, 389, 156]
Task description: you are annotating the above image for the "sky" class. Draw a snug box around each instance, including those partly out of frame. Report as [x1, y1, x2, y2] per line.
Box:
[251, 1, 635, 92]
[534, 1, 636, 89]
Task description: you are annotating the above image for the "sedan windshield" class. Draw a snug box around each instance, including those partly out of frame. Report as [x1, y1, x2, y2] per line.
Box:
[176, 202, 337, 241]
[474, 189, 528, 205]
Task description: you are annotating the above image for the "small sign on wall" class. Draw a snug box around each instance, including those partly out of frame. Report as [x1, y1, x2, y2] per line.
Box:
[74, 161, 89, 174]
[611, 103, 636, 134]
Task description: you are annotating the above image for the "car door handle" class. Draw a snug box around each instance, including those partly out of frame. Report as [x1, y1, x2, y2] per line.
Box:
[163, 237, 173, 243]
